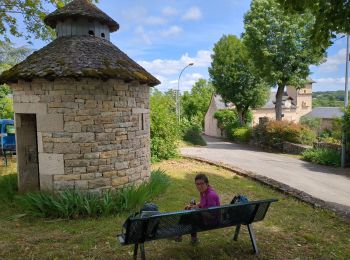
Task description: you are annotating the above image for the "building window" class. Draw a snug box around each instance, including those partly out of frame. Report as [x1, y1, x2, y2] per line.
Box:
[101, 33, 105, 38]
[89, 30, 95, 36]
[139, 113, 145, 130]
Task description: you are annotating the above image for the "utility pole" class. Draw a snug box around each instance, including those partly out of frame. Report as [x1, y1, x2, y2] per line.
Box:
[341, 35, 349, 168]
[176, 63, 194, 124]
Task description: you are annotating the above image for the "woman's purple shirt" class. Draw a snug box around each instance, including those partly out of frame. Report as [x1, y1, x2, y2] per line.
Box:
[199, 185, 220, 208]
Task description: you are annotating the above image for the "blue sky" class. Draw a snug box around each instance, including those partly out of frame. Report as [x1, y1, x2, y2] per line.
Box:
[11, 0, 349, 93]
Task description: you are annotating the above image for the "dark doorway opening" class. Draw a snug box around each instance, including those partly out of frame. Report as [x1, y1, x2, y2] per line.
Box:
[16, 114, 39, 192]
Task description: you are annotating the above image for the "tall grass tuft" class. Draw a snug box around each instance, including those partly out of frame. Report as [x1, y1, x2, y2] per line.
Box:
[0, 174, 18, 203]
[18, 169, 170, 219]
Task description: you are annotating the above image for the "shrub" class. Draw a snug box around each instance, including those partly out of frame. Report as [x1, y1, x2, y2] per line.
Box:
[181, 119, 206, 146]
[18, 169, 170, 219]
[253, 120, 316, 150]
[150, 90, 180, 162]
[214, 109, 240, 138]
[302, 148, 341, 167]
[232, 127, 252, 143]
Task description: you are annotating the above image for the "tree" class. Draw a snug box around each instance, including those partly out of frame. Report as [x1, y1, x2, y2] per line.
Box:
[0, 0, 97, 43]
[209, 34, 270, 125]
[181, 79, 214, 127]
[278, 0, 350, 49]
[150, 89, 180, 162]
[0, 42, 32, 119]
[243, 0, 325, 121]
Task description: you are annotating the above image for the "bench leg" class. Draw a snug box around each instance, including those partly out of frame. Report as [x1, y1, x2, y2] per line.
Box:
[247, 224, 259, 255]
[233, 224, 241, 241]
[140, 243, 146, 260]
[133, 243, 138, 260]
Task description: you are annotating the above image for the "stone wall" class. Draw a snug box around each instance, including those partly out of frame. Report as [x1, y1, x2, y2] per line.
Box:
[11, 78, 151, 192]
[283, 141, 311, 155]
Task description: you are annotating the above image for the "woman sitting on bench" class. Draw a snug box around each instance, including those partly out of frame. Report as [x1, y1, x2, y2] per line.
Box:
[182, 173, 221, 244]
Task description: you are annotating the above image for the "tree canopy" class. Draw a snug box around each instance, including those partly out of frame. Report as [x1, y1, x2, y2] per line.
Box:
[243, 0, 325, 120]
[278, 0, 350, 49]
[181, 79, 214, 127]
[209, 34, 270, 125]
[0, 0, 97, 43]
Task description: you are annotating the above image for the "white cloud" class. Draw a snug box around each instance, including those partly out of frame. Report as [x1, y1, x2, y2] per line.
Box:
[318, 48, 346, 72]
[134, 26, 152, 45]
[144, 16, 167, 25]
[138, 50, 212, 92]
[160, 26, 183, 37]
[182, 7, 202, 21]
[313, 77, 346, 91]
[162, 7, 178, 16]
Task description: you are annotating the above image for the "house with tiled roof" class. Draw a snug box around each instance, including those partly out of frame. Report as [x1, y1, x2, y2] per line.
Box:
[204, 81, 313, 137]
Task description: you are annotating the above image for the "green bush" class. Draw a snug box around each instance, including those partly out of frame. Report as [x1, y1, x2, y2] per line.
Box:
[302, 148, 341, 167]
[181, 119, 206, 146]
[17, 169, 170, 219]
[300, 116, 321, 133]
[232, 127, 252, 143]
[214, 109, 240, 138]
[253, 120, 316, 150]
[150, 90, 180, 162]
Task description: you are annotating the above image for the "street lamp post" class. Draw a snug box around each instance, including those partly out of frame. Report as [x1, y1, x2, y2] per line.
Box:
[176, 62, 194, 124]
[342, 35, 349, 168]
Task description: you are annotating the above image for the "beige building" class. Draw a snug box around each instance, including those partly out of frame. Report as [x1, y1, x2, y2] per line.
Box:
[0, 0, 160, 192]
[205, 81, 313, 137]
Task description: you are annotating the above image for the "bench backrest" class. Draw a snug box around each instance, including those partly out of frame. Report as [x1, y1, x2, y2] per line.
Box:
[121, 199, 277, 245]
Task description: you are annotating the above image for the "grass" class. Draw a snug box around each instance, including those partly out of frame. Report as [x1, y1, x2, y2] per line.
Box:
[0, 158, 349, 259]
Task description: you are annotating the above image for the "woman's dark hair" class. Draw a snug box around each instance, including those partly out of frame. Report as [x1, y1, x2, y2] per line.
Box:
[195, 173, 209, 184]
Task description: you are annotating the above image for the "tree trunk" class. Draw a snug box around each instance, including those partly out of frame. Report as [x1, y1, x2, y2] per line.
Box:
[238, 110, 244, 126]
[275, 84, 285, 121]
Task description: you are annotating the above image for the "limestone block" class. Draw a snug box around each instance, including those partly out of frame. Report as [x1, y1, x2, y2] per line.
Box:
[54, 174, 81, 181]
[14, 102, 47, 114]
[43, 143, 54, 153]
[40, 175, 53, 192]
[73, 167, 87, 174]
[115, 162, 129, 170]
[53, 143, 80, 154]
[87, 166, 99, 173]
[39, 153, 64, 176]
[37, 114, 64, 132]
[100, 150, 118, 159]
[72, 133, 95, 143]
[64, 121, 81, 133]
[88, 178, 111, 189]
[112, 176, 129, 187]
[80, 173, 96, 180]
[65, 160, 90, 167]
[99, 164, 114, 173]
[75, 180, 88, 190]
[54, 180, 74, 190]
[84, 153, 100, 159]
[103, 171, 118, 178]
[64, 154, 84, 160]
[95, 133, 113, 142]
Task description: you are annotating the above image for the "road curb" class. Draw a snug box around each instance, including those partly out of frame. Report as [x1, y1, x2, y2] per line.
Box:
[182, 155, 350, 222]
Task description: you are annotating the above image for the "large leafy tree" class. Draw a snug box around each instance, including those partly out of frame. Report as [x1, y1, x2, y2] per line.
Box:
[181, 79, 214, 127]
[0, 41, 32, 119]
[278, 0, 350, 49]
[209, 34, 270, 125]
[243, 0, 325, 121]
[0, 0, 97, 43]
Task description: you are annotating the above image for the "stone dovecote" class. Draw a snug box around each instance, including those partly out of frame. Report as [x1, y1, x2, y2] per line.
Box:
[0, 0, 160, 192]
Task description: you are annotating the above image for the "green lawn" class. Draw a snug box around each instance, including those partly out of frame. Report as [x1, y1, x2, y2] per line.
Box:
[0, 158, 349, 259]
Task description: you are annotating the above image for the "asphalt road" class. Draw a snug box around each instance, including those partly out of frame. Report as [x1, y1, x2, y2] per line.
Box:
[181, 136, 350, 207]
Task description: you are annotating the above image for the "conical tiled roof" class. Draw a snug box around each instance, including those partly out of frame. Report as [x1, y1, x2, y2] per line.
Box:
[44, 0, 119, 32]
[0, 36, 160, 86]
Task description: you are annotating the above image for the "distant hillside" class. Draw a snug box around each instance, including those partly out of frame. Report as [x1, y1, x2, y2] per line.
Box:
[312, 91, 346, 108]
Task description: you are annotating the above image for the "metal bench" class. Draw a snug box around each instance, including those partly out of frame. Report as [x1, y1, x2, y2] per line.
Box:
[117, 198, 278, 259]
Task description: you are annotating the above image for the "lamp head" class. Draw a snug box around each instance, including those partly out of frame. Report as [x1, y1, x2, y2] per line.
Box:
[189, 63, 194, 66]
